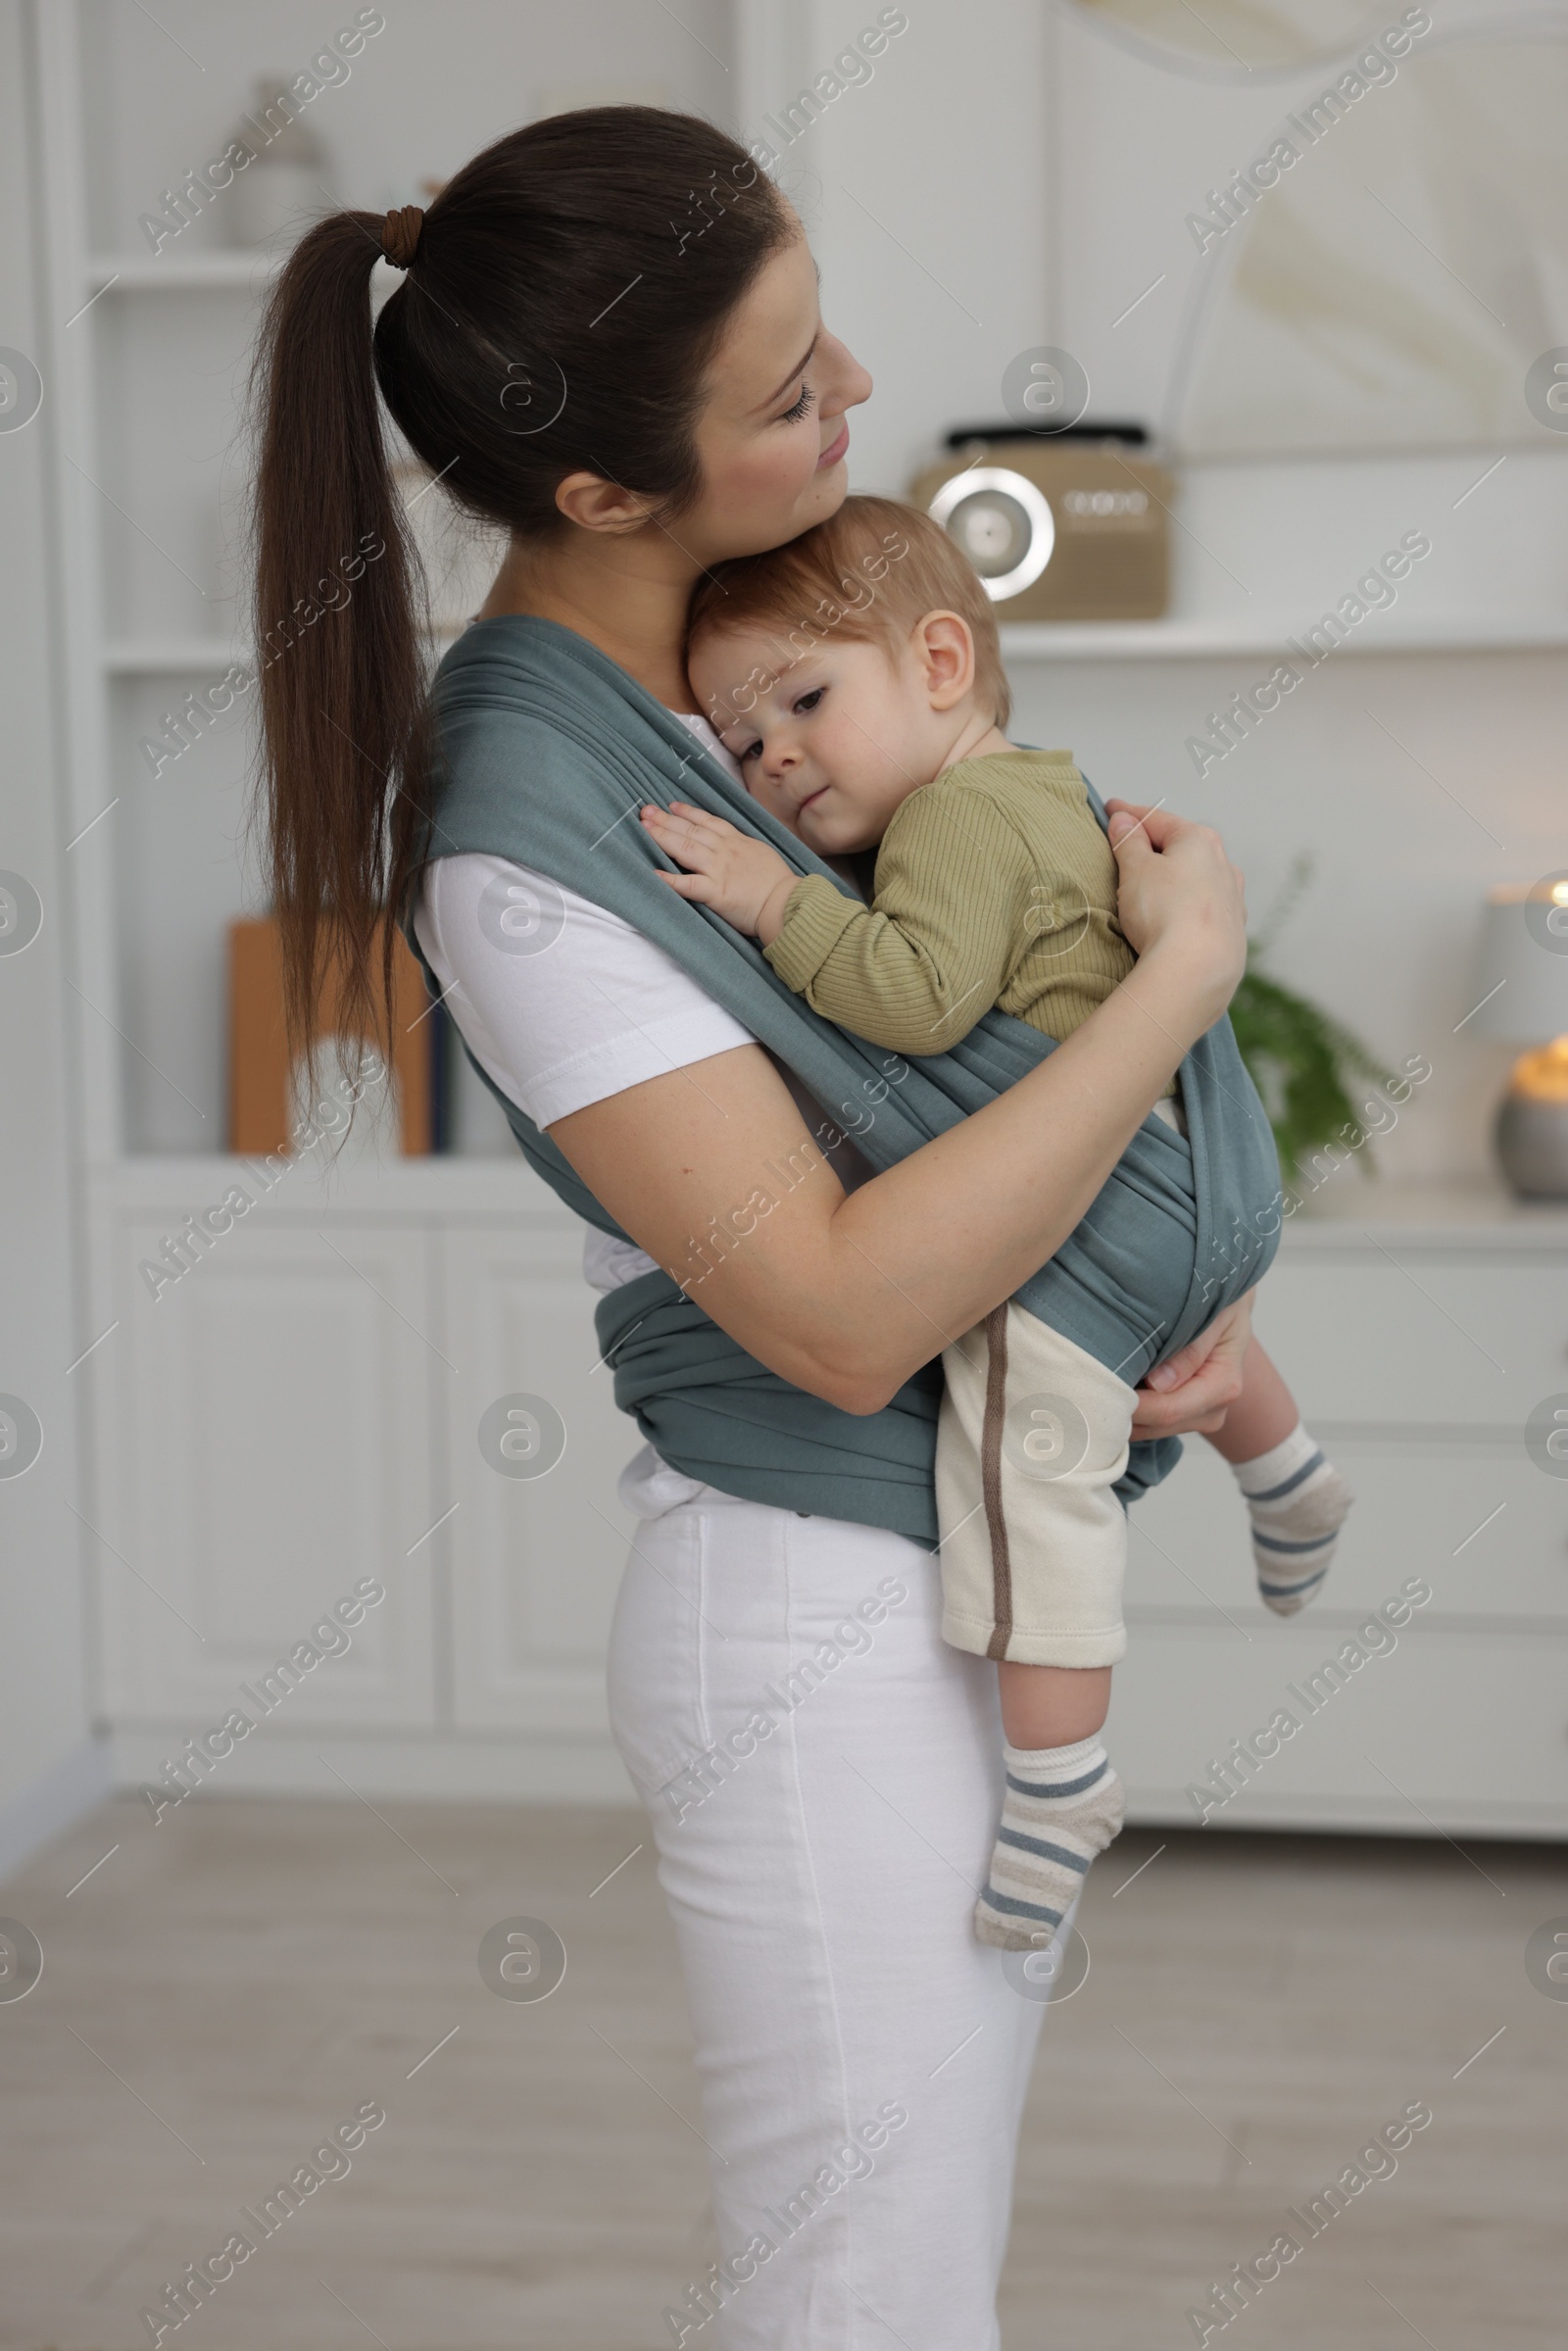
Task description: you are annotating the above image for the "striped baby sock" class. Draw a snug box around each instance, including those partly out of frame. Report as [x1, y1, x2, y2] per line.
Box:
[974, 1737, 1125, 1952]
[1234, 1423, 1352, 1615]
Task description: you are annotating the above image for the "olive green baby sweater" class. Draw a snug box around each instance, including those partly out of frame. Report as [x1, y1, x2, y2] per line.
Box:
[764, 748, 1174, 1087]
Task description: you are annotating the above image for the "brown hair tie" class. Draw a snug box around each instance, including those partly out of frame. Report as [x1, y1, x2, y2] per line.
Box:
[381, 205, 424, 269]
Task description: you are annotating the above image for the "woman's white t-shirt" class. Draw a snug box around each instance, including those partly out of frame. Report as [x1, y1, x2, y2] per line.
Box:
[414, 712, 869, 1295]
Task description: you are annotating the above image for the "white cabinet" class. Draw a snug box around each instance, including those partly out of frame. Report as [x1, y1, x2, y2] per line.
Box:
[27, 0, 737, 1817]
[93, 1161, 647, 1800]
[1114, 1198, 1568, 1837]
[1252, 1258, 1568, 1428]
[440, 1224, 640, 1737]
[1111, 1628, 1568, 1837]
[1129, 1432, 1567, 1631]
[103, 1210, 437, 1732]
[90, 1175, 1568, 1830]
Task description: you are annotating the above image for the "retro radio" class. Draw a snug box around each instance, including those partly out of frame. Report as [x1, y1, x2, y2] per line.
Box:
[908, 424, 1172, 621]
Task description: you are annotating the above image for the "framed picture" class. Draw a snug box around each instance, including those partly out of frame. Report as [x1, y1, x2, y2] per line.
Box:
[1055, 1, 1568, 455]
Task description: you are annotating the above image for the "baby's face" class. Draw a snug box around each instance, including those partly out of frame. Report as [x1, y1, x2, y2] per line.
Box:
[688, 625, 942, 856]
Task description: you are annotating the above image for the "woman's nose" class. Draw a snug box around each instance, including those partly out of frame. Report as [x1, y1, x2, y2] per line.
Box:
[817, 325, 872, 416]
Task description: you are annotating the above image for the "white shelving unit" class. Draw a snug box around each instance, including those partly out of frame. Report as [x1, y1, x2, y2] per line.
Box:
[84, 251, 277, 293]
[84, 251, 401, 293]
[1000, 612, 1568, 661]
[32, 0, 737, 1806]
[106, 632, 465, 675]
[104, 639, 248, 674]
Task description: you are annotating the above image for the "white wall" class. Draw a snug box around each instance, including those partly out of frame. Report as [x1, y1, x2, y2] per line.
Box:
[79, 0, 733, 241]
[741, 0, 1054, 496]
[0, 0, 103, 1873]
[1006, 644, 1554, 1185]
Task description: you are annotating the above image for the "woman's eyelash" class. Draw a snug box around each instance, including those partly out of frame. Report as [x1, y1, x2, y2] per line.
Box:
[779, 379, 816, 423]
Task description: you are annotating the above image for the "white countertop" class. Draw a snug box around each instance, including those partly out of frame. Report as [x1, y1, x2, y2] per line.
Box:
[1281, 1176, 1568, 1248]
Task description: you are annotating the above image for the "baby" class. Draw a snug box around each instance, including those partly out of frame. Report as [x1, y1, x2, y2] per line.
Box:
[642, 496, 1351, 1952]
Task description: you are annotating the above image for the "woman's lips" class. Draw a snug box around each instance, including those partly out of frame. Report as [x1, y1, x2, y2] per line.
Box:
[816, 420, 850, 470]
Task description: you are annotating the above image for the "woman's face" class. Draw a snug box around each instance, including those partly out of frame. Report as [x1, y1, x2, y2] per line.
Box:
[680, 226, 872, 565]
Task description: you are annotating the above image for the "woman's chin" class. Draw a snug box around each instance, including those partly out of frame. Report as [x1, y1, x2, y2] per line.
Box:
[795, 466, 849, 533]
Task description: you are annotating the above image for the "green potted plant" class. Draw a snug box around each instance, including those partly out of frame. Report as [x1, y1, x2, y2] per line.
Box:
[1228, 857, 1395, 1191]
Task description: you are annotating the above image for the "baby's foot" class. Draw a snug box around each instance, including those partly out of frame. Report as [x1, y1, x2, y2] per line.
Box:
[1233, 1424, 1353, 1615]
[974, 1738, 1125, 1952]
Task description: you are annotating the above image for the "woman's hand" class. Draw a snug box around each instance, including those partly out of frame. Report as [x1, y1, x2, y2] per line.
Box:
[1103, 801, 1248, 1012]
[1130, 1292, 1254, 1439]
[641, 802, 799, 944]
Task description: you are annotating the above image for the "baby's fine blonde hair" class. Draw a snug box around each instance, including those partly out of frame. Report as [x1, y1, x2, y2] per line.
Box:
[687, 493, 1011, 731]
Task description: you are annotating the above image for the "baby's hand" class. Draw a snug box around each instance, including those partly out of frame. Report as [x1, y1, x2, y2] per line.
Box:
[641, 802, 798, 944]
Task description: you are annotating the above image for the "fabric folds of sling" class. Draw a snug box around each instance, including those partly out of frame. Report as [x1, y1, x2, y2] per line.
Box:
[406, 614, 1283, 1547]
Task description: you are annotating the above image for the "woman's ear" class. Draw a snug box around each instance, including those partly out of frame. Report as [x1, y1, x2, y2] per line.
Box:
[914, 610, 976, 710]
[554, 469, 658, 535]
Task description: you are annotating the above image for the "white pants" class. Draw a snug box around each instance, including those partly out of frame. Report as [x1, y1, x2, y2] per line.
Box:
[606, 1445, 1066, 2351]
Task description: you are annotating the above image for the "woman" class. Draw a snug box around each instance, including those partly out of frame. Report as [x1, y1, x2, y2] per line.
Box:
[253, 108, 1251, 2350]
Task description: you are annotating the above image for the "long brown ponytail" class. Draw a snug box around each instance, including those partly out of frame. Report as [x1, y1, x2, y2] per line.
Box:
[251, 107, 790, 1075]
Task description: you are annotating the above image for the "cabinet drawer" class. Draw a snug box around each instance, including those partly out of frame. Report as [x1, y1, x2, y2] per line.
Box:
[1256, 1258, 1568, 1428]
[1112, 1624, 1568, 1837]
[1128, 1435, 1568, 1628]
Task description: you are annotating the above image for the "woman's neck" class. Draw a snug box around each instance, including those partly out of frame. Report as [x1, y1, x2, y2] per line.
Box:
[479, 527, 705, 713]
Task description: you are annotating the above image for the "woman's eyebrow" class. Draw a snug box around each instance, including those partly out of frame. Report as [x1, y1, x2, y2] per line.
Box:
[759, 334, 819, 411]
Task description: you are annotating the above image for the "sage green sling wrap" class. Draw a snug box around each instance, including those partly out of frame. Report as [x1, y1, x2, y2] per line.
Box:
[410, 615, 1282, 1547]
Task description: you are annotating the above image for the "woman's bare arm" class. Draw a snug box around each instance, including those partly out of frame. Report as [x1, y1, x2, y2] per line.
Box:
[551, 807, 1246, 1415]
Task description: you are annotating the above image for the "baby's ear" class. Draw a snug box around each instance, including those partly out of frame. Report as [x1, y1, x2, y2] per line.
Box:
[917, 610, 975, 710]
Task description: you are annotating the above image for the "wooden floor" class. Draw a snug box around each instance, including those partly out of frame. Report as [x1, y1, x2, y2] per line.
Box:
[0, 1796, 1562, 2349]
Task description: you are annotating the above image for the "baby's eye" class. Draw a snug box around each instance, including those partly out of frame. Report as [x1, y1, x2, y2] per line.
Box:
[737, 738, 763, 763]
[793, 687, 826, 715]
